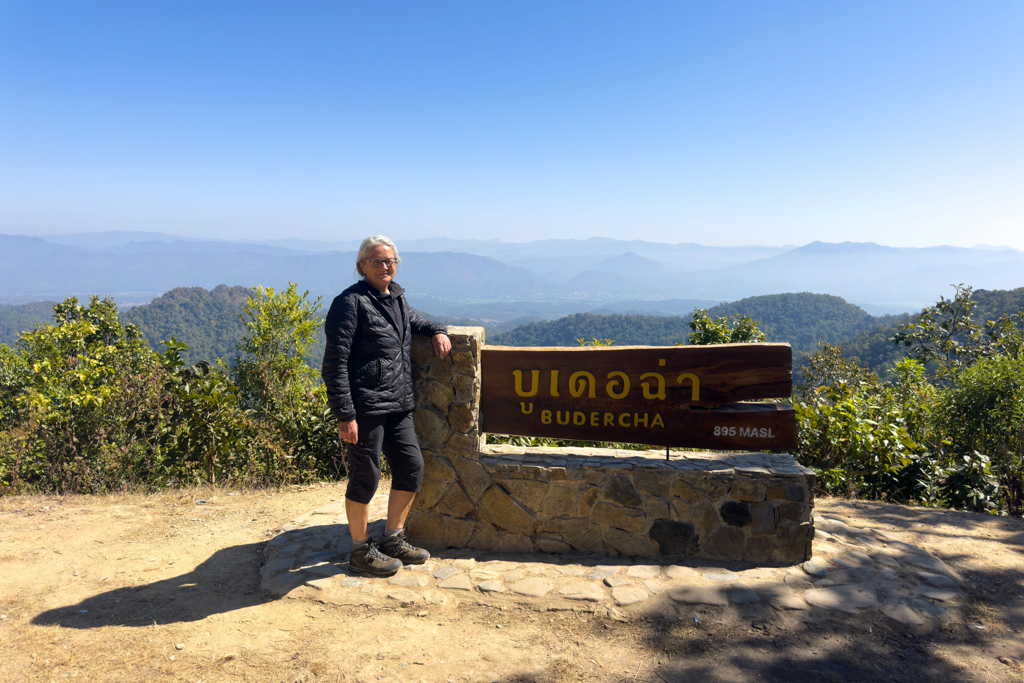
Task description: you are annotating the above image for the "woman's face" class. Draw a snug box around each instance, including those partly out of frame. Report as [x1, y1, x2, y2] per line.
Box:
[361, 244, 395, 293]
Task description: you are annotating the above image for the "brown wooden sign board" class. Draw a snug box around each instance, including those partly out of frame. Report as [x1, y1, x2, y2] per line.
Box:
[480, 343, 797, 450]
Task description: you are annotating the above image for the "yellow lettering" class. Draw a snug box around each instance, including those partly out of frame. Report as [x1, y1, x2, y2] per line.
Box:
[573, 411, 586, 426]
[590, 411, 600, 426]
[676, 372, 700, 401]
[634, 413, 649, 427]
[640, 372, 666, 400]
[557, 410, 570, 425]
[604, 412, 615, 426]
[550, 369, 559, 397]
[619, 412, 631, 427]
[513, 369, 540, 397]
[569, 371, 597, 398]
[652, 413, 664, 428]
[520, 402, 533, 414]
[541, 410, 552, 424]
[605, 371, 630, 399]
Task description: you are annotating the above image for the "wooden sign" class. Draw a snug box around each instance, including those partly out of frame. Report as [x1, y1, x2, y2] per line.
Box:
[480, 343, 797, 450]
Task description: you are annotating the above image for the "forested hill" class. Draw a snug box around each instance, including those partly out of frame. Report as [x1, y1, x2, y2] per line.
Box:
[703, 293, 896, 351]
[0, 301, 59, 345]
[488, 312, 693, 347]
[835, 286, 1024, 375]
[119, 285, 254, 363]
[489, 292, 889, 352]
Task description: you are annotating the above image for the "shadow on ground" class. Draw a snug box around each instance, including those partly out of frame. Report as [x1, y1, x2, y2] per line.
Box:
[31, 541, 273, 628]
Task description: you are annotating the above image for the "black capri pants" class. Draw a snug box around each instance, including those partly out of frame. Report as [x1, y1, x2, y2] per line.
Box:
[344, 410, 424, 505]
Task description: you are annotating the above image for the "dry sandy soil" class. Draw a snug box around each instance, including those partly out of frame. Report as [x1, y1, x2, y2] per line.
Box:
[1, 483, 1022, 683]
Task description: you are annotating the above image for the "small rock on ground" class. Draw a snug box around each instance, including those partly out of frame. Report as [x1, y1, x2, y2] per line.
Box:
[804, 584, 879, 613]
[477, 580, 505, 593]
[611, 585, 650, 606]
[605, 577, 633, 587]
[438, 574, 472, 591]
[558, 581, 605, 602]
[731, 582, 760, 604]
[509, 578, 554, 597]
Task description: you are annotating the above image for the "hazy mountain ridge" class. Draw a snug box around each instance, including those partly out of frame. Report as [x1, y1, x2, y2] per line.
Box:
[2, 233, 1022, 319]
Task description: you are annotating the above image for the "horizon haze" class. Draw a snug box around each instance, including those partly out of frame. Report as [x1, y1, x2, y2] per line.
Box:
[1, 2, 1022, 249]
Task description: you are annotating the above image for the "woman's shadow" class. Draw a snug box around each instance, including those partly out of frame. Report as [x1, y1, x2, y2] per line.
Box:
[31, 521, 356, 629]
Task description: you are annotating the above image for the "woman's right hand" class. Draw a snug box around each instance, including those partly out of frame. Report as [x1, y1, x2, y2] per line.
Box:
[338, 419, 359, 444]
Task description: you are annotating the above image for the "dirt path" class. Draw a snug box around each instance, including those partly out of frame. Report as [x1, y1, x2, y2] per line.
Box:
[1, 484, 1022, 682]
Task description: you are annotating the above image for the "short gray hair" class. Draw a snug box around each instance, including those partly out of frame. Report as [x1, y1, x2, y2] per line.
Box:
[355, 235, 401, 279]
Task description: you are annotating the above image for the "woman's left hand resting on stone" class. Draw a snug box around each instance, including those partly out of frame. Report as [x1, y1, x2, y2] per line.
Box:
[432, 333, 452, 359]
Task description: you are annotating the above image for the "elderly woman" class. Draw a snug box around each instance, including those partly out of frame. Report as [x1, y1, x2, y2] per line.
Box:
[322, 235, 451, 576]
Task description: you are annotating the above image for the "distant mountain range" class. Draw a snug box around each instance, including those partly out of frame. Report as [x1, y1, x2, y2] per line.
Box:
[2, 232, 1023, 319]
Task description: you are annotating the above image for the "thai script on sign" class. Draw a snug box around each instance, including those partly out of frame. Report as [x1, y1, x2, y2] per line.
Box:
[511, 359, 700, 402]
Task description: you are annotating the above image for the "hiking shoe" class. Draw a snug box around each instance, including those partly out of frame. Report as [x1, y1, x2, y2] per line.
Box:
[349, 540, 402, 576]
[379, 529, 430, 565]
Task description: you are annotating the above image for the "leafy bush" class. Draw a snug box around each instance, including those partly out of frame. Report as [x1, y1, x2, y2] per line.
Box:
[0, 286, 345, 495]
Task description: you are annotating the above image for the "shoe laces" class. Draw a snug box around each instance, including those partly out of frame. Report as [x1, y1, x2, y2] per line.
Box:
[364, 540, 391, 562]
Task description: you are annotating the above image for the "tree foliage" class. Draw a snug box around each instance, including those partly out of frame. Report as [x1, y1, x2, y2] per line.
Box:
[0, 287, 344, 494]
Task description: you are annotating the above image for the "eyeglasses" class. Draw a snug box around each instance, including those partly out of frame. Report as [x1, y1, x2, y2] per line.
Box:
[363, 258, 396, 269]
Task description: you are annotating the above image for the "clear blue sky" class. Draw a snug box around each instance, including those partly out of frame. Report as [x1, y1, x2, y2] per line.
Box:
[1, 1, 1021, 247]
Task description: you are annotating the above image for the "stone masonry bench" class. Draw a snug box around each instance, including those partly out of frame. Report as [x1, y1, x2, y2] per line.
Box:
[406, 327, 814, 564]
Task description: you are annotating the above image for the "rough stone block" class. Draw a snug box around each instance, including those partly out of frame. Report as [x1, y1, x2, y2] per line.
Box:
[454, 373, 477, 402]
[446, 431, 481, 460]
[644, 496, 670, 520]
[476, 486, 540, 535]
[602, 474, 642, 507]
[670, 479, 703, 502]
[435, 484, 475, 519]
[452, 350, 476, 376]
[451, 457, 491, 502]
[467, 521, 501, 551]
[634, 469, 673, 496]
[604, 527, 658, 557]
[501, 479, 548, 512]
[778, 501, 807, 523]
[669, 498, 692, 522]
[420, 379, 454, 414]
[592, 502, 648, 534]
[443, 518, 476, 547]
[777, 523, 813, 562]
[536, 534, 572, 554]
[719, 501, 752, 527]
[750, 502, 779, 536]
[410, 341, 435, 369]
[417, 474, 452, 510]
[414, 407, 451, 451]
[784, 483, 806, 501]
[583, 468, 605, 485]
[564, 525, 604, 554]
[544, 482, 580, 516]
[425, 355, 454, 383]
[705, 526, 745, 560]
[577, 486, 601, 515]
[648, 520, 700, 557]
[424, 456, 456, 480]
[449, 401, 475, 433]
[729, 477, 767, 503]
[692, 501, 720, 535]
[499, 533, 535, 554]
[406, 511, 446, 550]
[744, 536, 774, 563]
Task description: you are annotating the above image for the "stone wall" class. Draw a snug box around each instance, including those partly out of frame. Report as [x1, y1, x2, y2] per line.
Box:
[407, 327, 814, 563]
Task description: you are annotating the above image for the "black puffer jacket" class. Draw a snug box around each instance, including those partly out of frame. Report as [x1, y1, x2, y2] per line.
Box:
[321, 280, 446, 422]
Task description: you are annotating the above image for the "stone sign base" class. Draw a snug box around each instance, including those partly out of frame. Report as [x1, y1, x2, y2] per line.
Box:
[408, 445, 814, 563]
